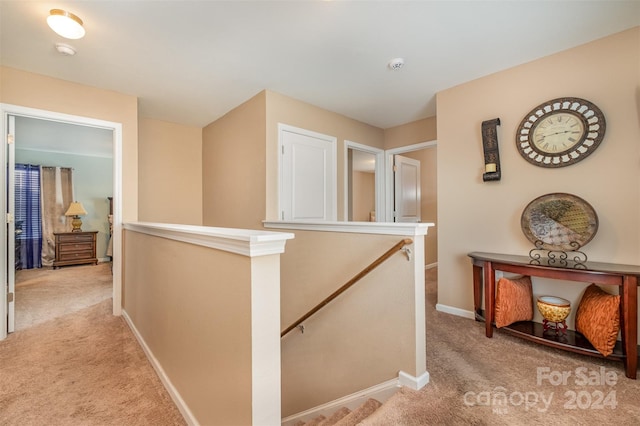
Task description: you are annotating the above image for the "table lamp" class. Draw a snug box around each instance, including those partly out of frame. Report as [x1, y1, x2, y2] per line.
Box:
[65, 201, 88, 232]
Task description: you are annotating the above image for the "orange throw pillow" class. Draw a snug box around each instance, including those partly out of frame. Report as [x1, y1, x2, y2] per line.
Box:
[575, 284, 620, 357]
[494, 276, 533, 328]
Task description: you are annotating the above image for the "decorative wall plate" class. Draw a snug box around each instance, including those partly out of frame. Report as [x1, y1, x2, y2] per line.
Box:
[520, 193, 598, 251]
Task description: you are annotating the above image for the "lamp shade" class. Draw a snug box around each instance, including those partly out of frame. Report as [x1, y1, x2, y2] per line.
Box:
[65, 201, 87, 217]
[47, 9, 86, 40]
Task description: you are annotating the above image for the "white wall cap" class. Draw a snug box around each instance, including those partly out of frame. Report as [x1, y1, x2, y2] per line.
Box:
[123, 222, 294, 257]
[263, 220, 433, 236]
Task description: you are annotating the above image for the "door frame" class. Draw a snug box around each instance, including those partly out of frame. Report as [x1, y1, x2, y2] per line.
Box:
[1, 104, 123, 339]
[384, 140, 437, 223]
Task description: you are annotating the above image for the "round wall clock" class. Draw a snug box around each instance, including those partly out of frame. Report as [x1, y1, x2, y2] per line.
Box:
[515, 97, 606, 168]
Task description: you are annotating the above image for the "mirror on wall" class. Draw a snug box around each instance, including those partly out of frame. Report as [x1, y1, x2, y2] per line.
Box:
[347, 147, 379, 222]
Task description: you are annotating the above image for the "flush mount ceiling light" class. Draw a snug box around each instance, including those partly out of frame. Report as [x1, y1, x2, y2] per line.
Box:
[388, 58, 405, 70]
[47, 9, 85, 39]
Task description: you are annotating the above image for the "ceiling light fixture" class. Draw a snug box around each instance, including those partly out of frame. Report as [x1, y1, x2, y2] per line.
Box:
[388, 58, 405, 70]
[47, 9, 85, 39]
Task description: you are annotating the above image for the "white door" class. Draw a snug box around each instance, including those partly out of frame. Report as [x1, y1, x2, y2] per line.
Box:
[279, 124, 337, 221]
[394, 154, 421, 223]
[5, 115, 16, 335]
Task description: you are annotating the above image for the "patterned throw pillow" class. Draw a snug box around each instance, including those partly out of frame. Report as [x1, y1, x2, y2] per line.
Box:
[575, 284, 620, 357]
[494, 276, 533, 328]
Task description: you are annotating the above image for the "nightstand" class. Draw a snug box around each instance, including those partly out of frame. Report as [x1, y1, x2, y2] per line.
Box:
[53, 231, 98, 269]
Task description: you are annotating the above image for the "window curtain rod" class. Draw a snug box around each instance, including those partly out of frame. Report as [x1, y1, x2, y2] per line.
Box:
[17, 163, 74, 171]
[39, 165, 74, 170]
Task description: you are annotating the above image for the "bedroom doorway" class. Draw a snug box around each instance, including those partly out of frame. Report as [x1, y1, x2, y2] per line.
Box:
[1, 104, 123, 339]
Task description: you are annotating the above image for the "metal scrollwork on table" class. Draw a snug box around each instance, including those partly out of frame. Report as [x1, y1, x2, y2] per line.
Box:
[529, 240, 588, 269]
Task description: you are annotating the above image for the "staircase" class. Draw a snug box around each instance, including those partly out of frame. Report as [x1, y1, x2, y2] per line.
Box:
[293, 398, 382, 426]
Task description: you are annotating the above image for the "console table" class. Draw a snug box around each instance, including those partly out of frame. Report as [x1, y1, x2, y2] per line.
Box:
[468, 252, 639, 379]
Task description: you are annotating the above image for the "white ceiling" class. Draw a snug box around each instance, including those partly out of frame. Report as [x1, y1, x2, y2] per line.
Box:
[1, 0, 639, 135]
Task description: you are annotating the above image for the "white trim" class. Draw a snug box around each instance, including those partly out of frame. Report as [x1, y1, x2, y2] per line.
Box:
[251, 259, 281, 425]
[398, 370, 430, 390]
[344, 140, 385, 222]
[425, 262, 438, 270]
[111, 121, 123, 316]
[435, 303, 476, 320]
[263, 220, 432, 237]
[281, 376, 402, 426]
[122, 310, 197, 426]
[384, 140, 437, 223]
[0, 103, 124, 339]
[124, 222, 294, 257]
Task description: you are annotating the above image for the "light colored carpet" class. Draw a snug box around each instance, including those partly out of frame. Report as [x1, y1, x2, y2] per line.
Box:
[362, 268, 640, 425]
[1, 265, 185, 426]
[15, 263, 112, 330]
[5, 265, 639, 425]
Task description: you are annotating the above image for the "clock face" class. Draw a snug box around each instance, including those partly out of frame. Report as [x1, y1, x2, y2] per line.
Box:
[531, 112, 585, 154]
[516, 97, 606, 168]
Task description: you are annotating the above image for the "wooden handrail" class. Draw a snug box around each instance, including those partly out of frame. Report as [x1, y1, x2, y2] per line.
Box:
[281, 238, 413, 338]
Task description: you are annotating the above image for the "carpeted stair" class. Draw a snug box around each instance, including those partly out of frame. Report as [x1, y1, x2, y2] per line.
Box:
[294, 398, 382, 426]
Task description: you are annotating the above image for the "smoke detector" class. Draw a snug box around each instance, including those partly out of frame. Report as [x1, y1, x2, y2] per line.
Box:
[388, 58, 404, 70]
[55, 43, 76, 56]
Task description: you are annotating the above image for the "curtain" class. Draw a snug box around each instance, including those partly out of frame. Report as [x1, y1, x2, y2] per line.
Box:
[40, 166, 74, 267]
[14, 164, 42, 269]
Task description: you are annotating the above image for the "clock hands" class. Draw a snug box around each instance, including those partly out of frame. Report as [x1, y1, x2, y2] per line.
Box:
[537, 129, 578, 140]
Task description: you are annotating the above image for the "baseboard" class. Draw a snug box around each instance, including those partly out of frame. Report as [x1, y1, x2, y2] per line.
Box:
[398, 370, 430, 390]
[122, 310, 198, 426]
[281, 371, 427, 426]
[435, 303, 475, 320]
[425, 262, 438, 270]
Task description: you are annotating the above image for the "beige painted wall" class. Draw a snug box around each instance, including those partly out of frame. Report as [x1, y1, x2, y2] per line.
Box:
[402, 147, 438, 266]
[265, 90, 385, 222]
[204, 89, 438, 236]
[280, 230, 424, 416]
[202, 91, 267, 229]
[437, 28, 640, 332]
[384, 116, 437, 149]
[138, 118, 203, 225]
[0, 66, 138, 223]
[123, 231, 253, 426]
[352, 171, 375, 221]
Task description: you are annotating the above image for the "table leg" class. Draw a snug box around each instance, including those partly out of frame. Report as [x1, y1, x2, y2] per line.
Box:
[622, 275, 637, 379]
[473, 264, 483, 320]
[483, 261, 495, 338]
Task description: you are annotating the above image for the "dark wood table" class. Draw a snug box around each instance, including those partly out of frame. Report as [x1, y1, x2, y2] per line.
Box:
[468, 252, 639, 379]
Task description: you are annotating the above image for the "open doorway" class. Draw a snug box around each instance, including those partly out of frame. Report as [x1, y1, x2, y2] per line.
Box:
[12, 117, 113, 331]
[1, 104, 123, 339]
[345, 140, 384, 222]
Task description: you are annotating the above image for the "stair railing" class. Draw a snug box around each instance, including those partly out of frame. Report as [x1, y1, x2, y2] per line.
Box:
[281, 238, 413, 338]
